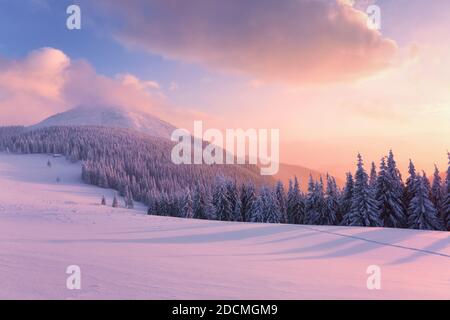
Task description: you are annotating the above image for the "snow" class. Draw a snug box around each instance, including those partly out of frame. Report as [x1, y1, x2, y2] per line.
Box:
[0, 153, 449, 299]
[30, 106, 176, 140]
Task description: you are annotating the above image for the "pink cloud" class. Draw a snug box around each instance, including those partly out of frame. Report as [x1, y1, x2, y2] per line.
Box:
[0, 48, 194, 127]
[92, 0, 397, 83]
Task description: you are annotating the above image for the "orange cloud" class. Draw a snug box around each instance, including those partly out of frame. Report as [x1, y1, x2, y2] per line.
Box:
[92, 0, 397, 83]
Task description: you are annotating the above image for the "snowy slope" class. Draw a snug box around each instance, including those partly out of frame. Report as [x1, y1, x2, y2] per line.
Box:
[0, 153, 449, 299]
[30, 106, 176, 140]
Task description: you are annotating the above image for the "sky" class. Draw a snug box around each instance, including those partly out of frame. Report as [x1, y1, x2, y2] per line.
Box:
[0, 0, 448, 178]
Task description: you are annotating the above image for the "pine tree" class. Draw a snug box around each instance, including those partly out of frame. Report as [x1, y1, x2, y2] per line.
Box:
[212, 177, 232, 221]
[250, 187, 281, 223]
[348, 154, 382, 227]
[249, 194, 265, 223]
[125, 187, 134, 209]
[275, 181, 287, 223]
[408, 175, 443, 230]
[369, 162, 377, 188]
[240, 182, 256, 222]
[226, 180, 242, 221]
[324, 174, 339, 226]
[101, 196, 106, 206]
[182, 189, 194, 218]
[404, 159, 417, 216]
[47, 160, 52, 168]
[422, 171, 431, 196]
[340, 172, 354, 225]
[286, 177, 304, 224]
[387, 150, 405, 197]
[430, 165, 444, 224]
[193, 183, 214, 220]
[375, 157, 407, 228]
[304, 176, 326, 225]
[442, 152, 450, 230]
[112, 194, 119, 208]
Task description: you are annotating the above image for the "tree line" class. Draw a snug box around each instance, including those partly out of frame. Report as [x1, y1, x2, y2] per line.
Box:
[151, 151, 450, 231]
[0, 126, 448, 231]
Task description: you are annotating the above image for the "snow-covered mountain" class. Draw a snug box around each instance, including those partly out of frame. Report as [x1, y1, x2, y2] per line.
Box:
[30, 106, 176, 140]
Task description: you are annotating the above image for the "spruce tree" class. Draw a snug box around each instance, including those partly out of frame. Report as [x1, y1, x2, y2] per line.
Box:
[404, 159, 417, 216]
[226, 180, 242, 221]
[193, 183, 214, 220]
[387, 150, 405, 197]
[287, 177, 304, 224]
[304, 176, 326, 225]
[408, 175, 443, 230]
[240, 182, 256, 222]
[275, 181, 287, 223]
[212, 177, 232, 221]
[442, 152, 450, 230]
[340, 172, 354, 225]
[430, 165, 444, 223]
[250, 187, 281, 223]
[348, 154, 381, 227]
[324, 174, 339, 226]
[369, 162, 377, 188]
[375, 157, 407, 228]
[182, 189, 194, 218]
[112, 194, 119, 208]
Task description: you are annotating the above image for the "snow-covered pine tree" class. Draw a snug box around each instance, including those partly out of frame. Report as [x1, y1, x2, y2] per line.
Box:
[340, 172, 354, 225]
[124, 186, 134, 209]
[422, 171, 431, 195]
[442, 152, 450, 230]
[431, 165, 444, 224]
[240, 182, 256, 222]
[404, 159, 417, 216]
[375, 157, 407, 228]
[304, 176, 326, 225]
[181, 189, 194, 218]
[226, 180, 242, 221]
[286, 177, 304, 224]
[369, 162, 377, 189]
[249, 193, 265, 223]
[257, 186, 282, 223]
[193, 183, 214, 220]
[112, 194, 119, 208]
[324, 174, 339, 226]
[212, 177, 232, 221]
[387, 150, 405, 197]
[408, 175, 443, 230]
[275, 181, 287, 223]
[304, 175, 316, 224]
[348, 154, 382, 227]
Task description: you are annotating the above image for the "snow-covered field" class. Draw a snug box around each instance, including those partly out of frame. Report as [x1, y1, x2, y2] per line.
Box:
[0, 153, 449, 299]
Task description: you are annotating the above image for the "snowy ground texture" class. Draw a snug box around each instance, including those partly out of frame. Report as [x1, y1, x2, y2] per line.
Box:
[0, 153, 449, 300]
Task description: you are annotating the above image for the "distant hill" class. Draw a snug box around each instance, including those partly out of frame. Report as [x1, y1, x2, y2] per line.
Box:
[30, 106, 176, 140]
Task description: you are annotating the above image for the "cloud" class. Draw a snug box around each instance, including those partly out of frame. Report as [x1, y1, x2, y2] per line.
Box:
[0, 47, 193, 126]
[91, 0, 397, 83]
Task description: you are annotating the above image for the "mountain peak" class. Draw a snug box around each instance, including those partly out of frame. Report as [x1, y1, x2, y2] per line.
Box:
[31, 106, 176, 139]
